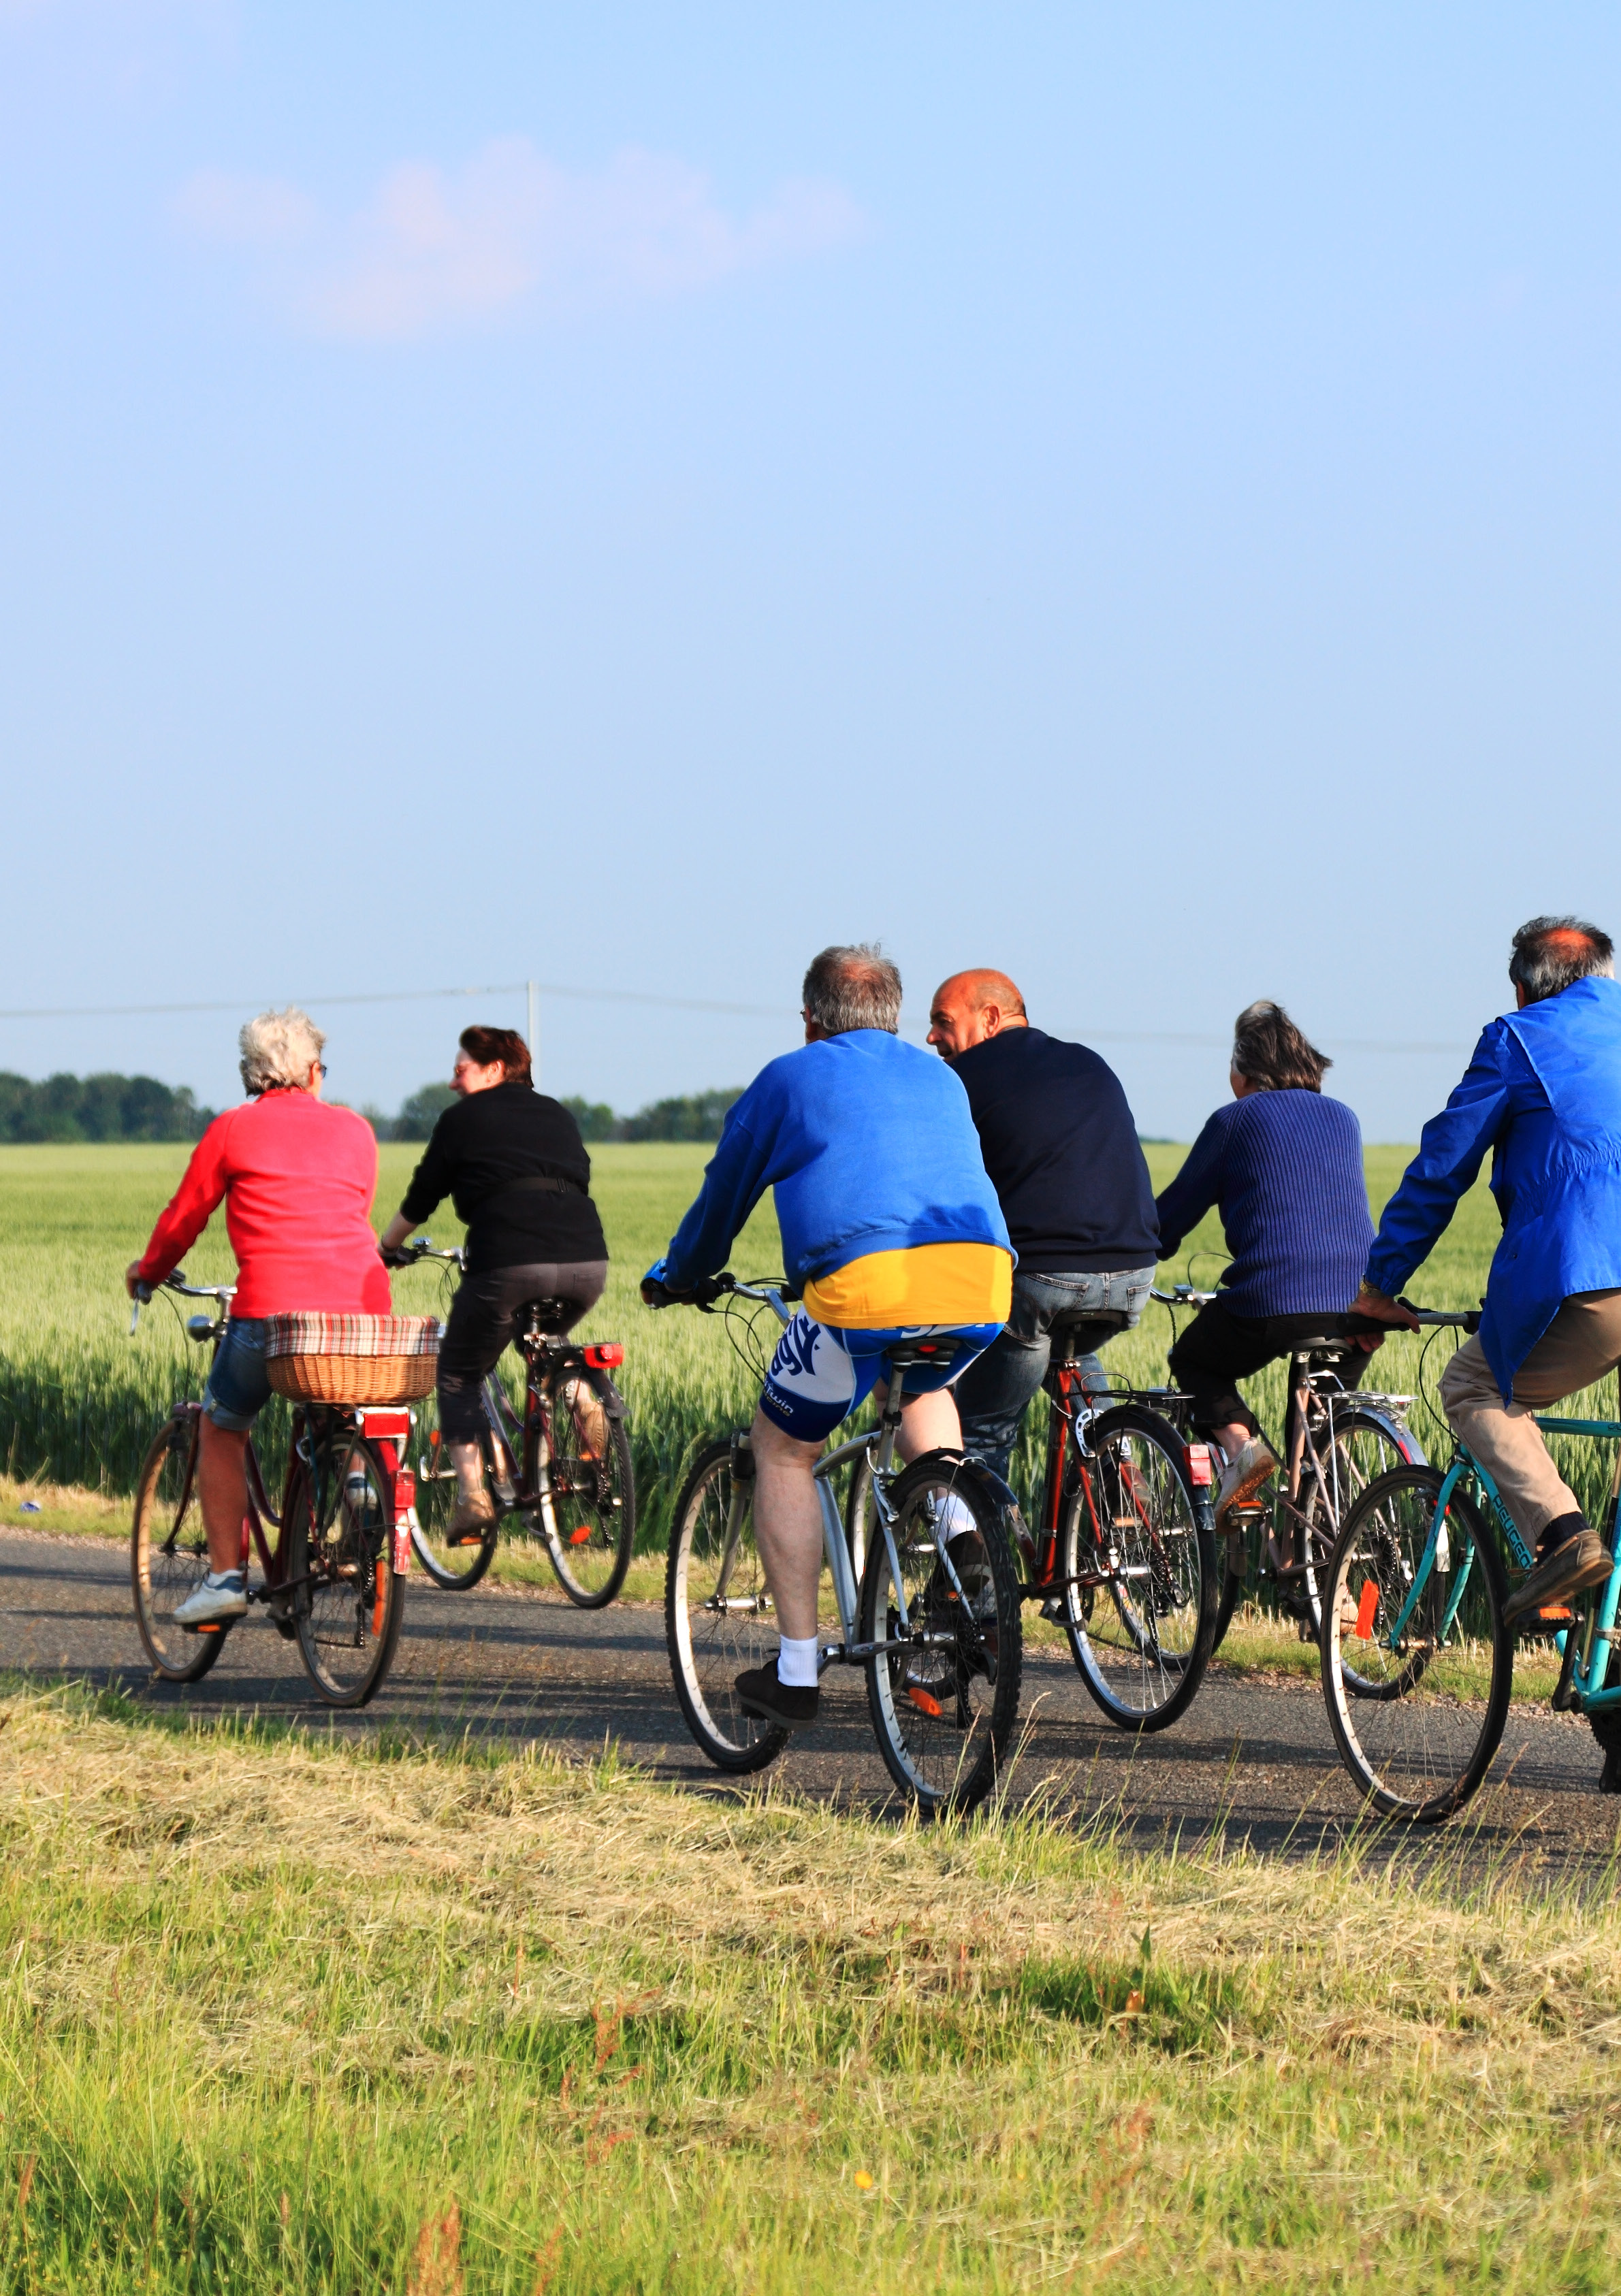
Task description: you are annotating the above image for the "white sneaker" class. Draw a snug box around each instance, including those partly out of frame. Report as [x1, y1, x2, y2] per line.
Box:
[1215, 1439, 1276, 1531]
[172, 1572, 248, 1626]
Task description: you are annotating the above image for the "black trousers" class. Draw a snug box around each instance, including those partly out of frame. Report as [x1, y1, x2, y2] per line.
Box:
[438, 1260, 609, 1442]
[1168, 1299, 1370, 1438]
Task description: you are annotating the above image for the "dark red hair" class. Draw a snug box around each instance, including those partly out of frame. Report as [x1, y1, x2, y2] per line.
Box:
[460, 1025, 532, 1087]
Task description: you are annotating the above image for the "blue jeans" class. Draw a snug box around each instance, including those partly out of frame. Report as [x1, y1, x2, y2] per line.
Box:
[200, 1316, 274, 1432]
[952, 1267, 1156, 1487]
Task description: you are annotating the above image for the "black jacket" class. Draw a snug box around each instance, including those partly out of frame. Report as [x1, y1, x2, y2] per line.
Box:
[399, 1084, 608, 1274]
[949, 1028, 1159, 1274]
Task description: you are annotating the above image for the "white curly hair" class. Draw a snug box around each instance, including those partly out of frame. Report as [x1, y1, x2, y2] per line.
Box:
[239, 1007, 325, 1095]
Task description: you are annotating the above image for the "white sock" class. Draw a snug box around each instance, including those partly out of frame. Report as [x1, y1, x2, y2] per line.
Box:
[777, 1635, 820, 1688]
[205, 1570, 244, 1589]
[934, 1492, 978, 1540]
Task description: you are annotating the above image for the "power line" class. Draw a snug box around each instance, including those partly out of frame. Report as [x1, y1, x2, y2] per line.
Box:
[0, 980, 787, 1023]
[0, 980, 1472, 1056]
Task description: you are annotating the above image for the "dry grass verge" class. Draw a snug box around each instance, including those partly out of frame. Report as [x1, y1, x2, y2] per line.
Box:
[1, 1685, 1620, 2291]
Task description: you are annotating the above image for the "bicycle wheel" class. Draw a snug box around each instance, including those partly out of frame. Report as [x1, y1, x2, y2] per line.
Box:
[1210, 1527, 1250, 1651]
[289, 1429, 406, 1707]
[1213, 1408, 1418, 1655]
[842, 1444, 876, 1588]
[1321, 1468, 1512, 1822]
[540, 1368, 635, 1607]
[665, 1436, 788, 1774]
[860, 1451, 1023, 1816]
[1061, 1404, 1217, 1731]
[130, 1412, 227, 1683]
[410, 1419, 498, 1591]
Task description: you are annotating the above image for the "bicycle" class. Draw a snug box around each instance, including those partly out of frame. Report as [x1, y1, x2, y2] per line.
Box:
[655, 1275, 1024, 1816]
[1155, 1284, 1425, 1651]
[395, 1240, 635, 1605]
[848, 1303, 1220, 1730]
[1321, 1304, 1621, 1822]
[129, 1272, 409, 1706]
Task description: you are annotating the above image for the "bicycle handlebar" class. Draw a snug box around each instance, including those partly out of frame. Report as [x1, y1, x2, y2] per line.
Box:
[1152, 1284, 1219, 1307]
[388, 1236, 466, 1270]
[643, 1272, 801, 1312]
[1399, 1298, 1483, 1333]
[128, 1267, 235, 1336]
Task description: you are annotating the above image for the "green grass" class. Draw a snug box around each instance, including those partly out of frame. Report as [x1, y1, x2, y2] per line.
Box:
[1, 1136, 1615, 1545]
[1, 1683, 1620, 2294]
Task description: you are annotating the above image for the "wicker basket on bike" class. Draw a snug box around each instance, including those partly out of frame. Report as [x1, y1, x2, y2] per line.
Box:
[264, 1312, 440, 1406]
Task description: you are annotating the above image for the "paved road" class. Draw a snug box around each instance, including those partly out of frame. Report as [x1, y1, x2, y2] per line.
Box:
[4, 1526, 1618, 1866]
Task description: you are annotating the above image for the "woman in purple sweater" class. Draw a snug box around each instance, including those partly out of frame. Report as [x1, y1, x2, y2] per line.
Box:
[1155, 1002, 1375, 1525]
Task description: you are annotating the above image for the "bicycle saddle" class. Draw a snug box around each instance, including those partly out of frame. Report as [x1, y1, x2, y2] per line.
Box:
[1048, 1308, 1132, 1352]
[517, 1297, 572, 1335]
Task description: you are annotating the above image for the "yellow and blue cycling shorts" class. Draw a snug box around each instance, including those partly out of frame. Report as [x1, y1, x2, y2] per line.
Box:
[759, 1241, 1010, 1444]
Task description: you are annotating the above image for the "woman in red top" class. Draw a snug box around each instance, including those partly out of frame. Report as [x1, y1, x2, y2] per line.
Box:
[125, 1007, 389, 1624]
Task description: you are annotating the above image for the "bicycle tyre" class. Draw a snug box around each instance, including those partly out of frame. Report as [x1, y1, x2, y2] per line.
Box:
[1061, 1404, 1217, 1732]
[841, 1446, 875, 1589]
[410, 1419, 498, 1591]
[860, 1450, 1023, 1816]
[289, 1431, 406, 1707]
[665, 1436, 788, 1774]
[539, 1365, 635, 1607]
[130, 1412, 227, 1683]
[1321, 1467, 1512, 1822]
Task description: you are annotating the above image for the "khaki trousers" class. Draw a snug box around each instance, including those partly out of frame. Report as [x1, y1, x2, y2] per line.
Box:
[1439, 1289, 1621, 1541]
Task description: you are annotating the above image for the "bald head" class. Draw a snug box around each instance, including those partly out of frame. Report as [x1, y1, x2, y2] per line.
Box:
[927, 969, 1029, 1060]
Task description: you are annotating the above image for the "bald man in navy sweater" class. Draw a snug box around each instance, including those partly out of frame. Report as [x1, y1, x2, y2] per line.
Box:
[927, 969, 1161, 1491]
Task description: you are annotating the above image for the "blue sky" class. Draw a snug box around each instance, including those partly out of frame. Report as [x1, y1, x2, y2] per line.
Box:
[2, 2, 1618, 1136]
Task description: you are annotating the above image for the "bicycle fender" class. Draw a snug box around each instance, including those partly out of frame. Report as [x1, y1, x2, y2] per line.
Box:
[905, 1448, 1025, 1529]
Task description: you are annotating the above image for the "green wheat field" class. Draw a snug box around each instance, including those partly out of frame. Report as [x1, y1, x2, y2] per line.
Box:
[3, 1141, 1621, 2291]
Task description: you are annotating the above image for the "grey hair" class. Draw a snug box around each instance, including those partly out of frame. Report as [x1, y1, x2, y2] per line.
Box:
[1509, 916, 1614, 1005]
[801, 944, 903, 1036]
[239, 1007, 325, 1095]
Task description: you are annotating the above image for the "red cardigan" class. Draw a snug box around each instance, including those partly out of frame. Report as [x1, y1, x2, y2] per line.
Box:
[138, 1090, 391, 1318]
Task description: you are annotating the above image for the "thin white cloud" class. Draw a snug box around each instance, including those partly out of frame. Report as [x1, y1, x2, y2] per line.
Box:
[174, 137, 863, 341]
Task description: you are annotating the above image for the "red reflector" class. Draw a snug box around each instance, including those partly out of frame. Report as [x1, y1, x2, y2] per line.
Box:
[1186, 1443, 1213, 1486]
[569, 1525, 593, 1546]
[393, 1470, 415, 1509]
[583, 1342, 624, 1369]
[1353, 1581, 1379, 1641]
[357, 1408, 412, 1440]
[907, 1686, 943, 1717]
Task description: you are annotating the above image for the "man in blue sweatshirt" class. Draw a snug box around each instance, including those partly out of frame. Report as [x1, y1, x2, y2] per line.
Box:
[643, 944, 1013, 1730]
[1353, 916, 1621, 1625]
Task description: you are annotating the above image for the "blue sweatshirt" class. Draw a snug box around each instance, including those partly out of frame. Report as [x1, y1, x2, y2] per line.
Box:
[662, 1030, 1012, 1295]
[1155, 1089, 1373, 1319]
[1366, 976, 1621, 1397]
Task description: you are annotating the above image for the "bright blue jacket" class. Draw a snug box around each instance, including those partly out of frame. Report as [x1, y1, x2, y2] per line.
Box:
[662, 1030, 1012, 1295]
[1365, 975, 1621, 1399]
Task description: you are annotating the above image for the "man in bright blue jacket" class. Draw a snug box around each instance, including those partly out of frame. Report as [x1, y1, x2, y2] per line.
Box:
[644, 944, 1013, 1730]
[1355, 916, 1621, 1621]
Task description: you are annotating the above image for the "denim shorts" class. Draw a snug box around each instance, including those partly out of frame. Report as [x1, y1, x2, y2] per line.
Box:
[758, 1309, 1001, 1444]
[201, 1316, 274, 1432]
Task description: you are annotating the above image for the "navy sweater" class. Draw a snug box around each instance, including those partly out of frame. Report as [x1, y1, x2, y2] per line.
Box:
[950, 1028, 1159, 1274]
[1155, 1090, 1373, 1318]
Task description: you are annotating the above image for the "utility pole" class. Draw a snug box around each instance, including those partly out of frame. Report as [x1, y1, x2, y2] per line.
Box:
[526, 981, 539, 1084]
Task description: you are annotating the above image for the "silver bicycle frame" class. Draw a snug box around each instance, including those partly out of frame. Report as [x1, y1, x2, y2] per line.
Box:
[734, 1284, 974, 1669]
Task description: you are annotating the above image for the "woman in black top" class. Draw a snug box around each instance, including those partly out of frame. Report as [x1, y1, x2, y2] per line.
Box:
[379, 1024, 609, 1538]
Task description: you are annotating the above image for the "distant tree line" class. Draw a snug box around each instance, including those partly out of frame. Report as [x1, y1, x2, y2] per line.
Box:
[381, 1084, 743, 1144]
[0, 1072, 214, 1144]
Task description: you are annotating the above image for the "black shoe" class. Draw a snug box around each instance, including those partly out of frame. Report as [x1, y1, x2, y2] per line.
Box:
[735, 1660, 820, 1730]
[1504, 1525, 1612, 1625]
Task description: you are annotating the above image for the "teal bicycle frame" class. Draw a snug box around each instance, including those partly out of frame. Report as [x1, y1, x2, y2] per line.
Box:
[1390, 1411, 1621, 1712]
